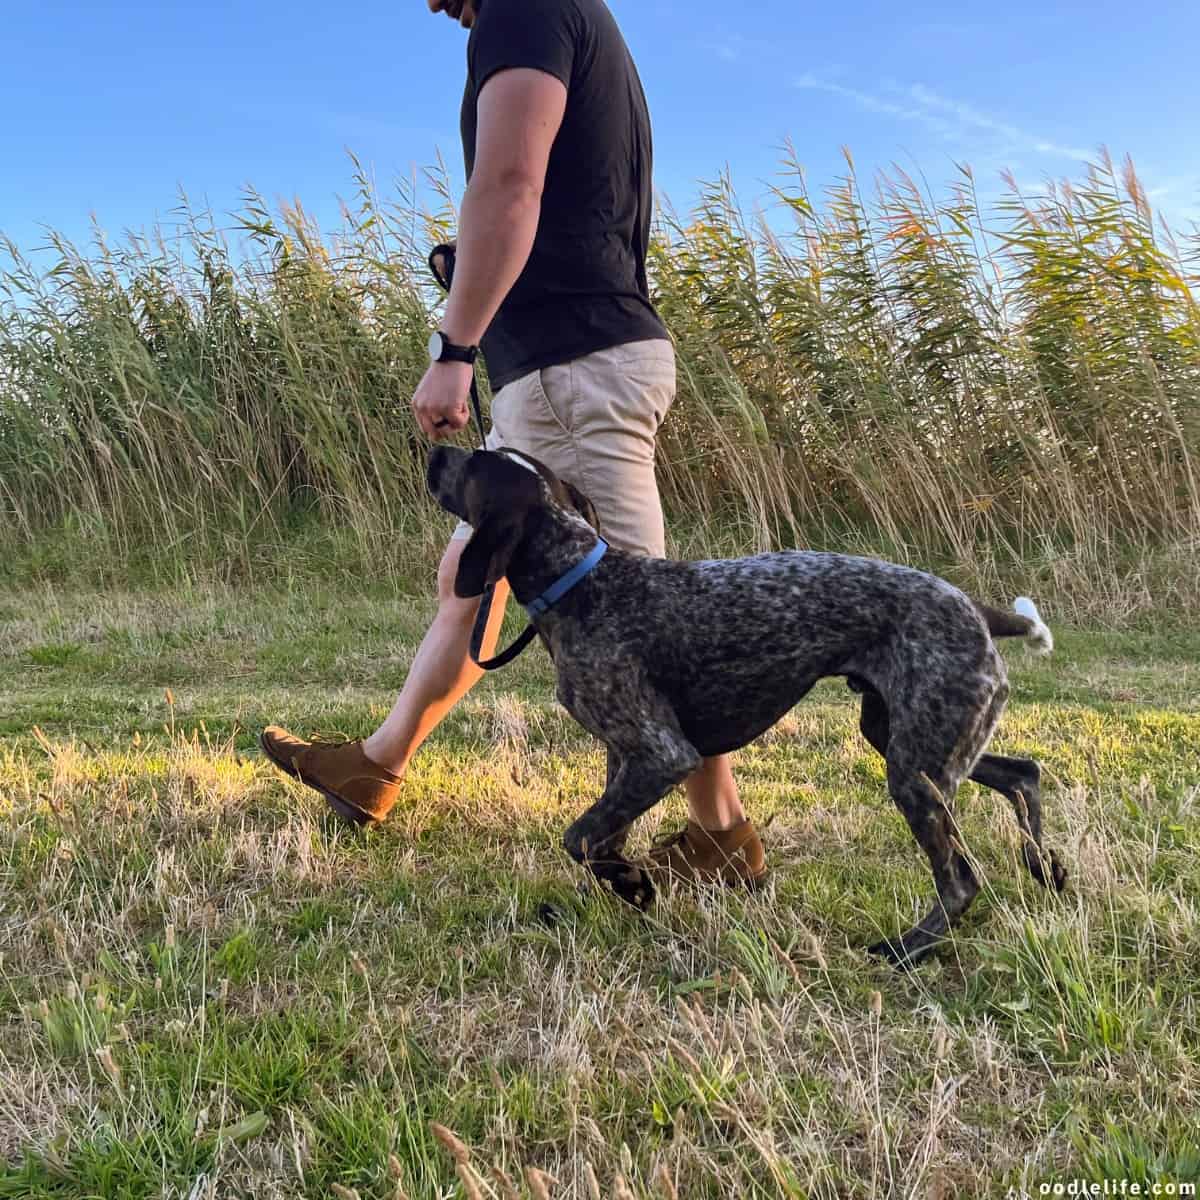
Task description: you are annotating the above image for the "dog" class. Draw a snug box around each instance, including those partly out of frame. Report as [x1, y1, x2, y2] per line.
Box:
[427, 445, 1068, 966]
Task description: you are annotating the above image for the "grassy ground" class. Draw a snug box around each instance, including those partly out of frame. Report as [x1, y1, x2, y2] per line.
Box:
[1, 577, 1198, 1198]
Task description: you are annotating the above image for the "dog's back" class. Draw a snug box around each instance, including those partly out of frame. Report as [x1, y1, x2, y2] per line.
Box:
[560, 548, 994, 757]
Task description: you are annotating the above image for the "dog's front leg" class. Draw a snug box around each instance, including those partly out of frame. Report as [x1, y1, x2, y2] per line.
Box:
[601, 746, 632, 860]
[563, 736, 700, 910]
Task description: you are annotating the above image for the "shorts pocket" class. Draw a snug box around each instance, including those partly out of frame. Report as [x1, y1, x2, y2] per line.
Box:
[534, 362, 575, 436]
[622, 360, 677, 432]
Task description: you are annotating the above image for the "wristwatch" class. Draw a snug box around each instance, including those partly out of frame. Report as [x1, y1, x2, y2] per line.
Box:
[428, 330, 479, 366]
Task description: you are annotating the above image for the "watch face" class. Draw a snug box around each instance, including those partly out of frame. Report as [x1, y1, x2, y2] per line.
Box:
[428, 330, 444, 362]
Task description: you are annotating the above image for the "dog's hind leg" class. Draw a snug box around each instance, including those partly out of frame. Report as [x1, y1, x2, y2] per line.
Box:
[858, 688, 1066, 894]
[870, 762, 979, 967]
[969, 753, 1067, 892]
[866, 674, 1007, 968]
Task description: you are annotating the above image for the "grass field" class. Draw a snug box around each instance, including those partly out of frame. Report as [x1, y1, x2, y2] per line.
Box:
[1, 577, 1198, 1199]
[2, 121, 1198, 1198]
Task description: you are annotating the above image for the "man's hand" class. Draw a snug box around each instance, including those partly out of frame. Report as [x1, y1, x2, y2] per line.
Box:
[412, 359, 476, 440]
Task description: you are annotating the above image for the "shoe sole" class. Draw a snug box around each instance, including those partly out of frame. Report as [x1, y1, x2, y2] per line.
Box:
[258, 733, 379, 828]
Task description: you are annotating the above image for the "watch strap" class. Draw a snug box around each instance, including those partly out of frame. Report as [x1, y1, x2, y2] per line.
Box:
[434, 331, 478, 365]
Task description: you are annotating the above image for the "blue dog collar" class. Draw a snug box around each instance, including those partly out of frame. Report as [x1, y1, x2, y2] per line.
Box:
[525, 538, 608, 618]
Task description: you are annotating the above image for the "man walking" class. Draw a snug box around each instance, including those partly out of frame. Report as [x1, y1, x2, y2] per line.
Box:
[261, 0, 767, 888]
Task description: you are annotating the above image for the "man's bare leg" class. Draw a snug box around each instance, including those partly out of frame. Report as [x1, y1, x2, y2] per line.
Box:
[362, 537, 509, 773]
[686, 754, 746, 830]
[362, 539, 746, 849]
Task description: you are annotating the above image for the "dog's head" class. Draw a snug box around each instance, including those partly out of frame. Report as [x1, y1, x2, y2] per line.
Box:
[427, 446, 601, 598]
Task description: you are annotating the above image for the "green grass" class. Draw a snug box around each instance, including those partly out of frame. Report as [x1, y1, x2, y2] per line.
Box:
[2, 580, 1199, 1198]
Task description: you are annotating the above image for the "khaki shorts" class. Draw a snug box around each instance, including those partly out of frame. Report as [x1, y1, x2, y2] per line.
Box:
[451, 338, 676, 557]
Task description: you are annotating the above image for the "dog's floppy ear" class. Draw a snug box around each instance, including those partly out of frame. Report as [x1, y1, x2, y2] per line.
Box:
[563, 480, 601, 533]
[453, 450, 541, 597]
[454, 516, 524, 598]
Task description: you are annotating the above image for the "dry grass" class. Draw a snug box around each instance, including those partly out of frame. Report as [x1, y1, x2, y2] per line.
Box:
[2, 149, 1198, 618]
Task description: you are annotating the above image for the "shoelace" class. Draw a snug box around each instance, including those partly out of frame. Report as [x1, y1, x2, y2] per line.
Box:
[649, 826, 692, 854]
[306, 733, 359, 749]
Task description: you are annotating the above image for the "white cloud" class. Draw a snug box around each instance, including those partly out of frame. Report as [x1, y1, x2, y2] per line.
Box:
[905, 83, 1092, 161]
[702, 32, 783, 66]
[793, 74, 1093, 164]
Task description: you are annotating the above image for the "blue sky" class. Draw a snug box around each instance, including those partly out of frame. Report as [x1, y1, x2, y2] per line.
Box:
[2, 0, 1197, 258]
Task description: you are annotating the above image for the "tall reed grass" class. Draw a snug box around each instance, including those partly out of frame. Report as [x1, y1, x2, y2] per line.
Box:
[2, 149, 1197, 617]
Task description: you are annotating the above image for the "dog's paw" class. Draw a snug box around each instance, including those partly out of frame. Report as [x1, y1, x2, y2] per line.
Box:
[1025, 845, 1069, 893]
[613, 864, 656, 911]
[868, 937, 904, 966]
[1048, 850, 1068, 893]
[868, 935, 933, 971]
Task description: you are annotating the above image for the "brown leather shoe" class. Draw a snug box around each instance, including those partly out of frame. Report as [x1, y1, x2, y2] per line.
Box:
[642, 818, 769, 890]
[260, 726, 403, 826]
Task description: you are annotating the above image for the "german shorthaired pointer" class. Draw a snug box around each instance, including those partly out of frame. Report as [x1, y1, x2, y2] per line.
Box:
[427, 445, 1068, 966]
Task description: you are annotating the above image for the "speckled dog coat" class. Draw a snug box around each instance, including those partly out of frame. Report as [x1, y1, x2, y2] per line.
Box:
[428, 446, 1067, 966]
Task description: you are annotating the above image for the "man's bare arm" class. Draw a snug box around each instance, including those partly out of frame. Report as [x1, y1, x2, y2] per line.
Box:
[440, 67, 567, 347]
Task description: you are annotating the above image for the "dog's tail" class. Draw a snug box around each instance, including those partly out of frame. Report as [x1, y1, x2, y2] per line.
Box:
[975, 597, 1054, 654]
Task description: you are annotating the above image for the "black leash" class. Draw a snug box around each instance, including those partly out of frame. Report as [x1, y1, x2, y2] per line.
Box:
[427, 243, 539, 671]
[427, 244, 487, 436]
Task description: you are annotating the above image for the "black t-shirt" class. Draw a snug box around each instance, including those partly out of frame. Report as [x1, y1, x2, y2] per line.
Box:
[461, 0, 668, 391]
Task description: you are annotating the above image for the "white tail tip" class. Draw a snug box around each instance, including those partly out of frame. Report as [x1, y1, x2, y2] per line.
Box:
[1014, 596, 1053, 654]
